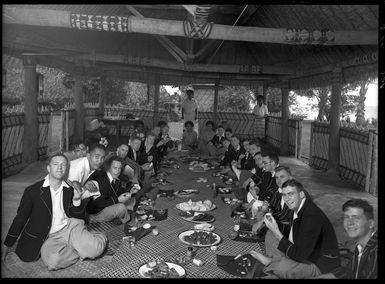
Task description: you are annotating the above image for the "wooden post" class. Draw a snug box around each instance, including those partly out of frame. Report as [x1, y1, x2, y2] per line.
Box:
[328, 68, 342, 171]
[263, 82, 269, 105]
[297, 119, 303, 159]
[99, 75, 106, 115]
[280, 80, 290, 155]
[365, 130, 374, 193]
[73, 71, 84, 144]
[370, 132, 377, 196]
[22, 55, 39, 165]
[65, 110, 70, 151]
[153, 76, 160, 127]
[213, 79, 219, 126]
[309, 121, 314, 163]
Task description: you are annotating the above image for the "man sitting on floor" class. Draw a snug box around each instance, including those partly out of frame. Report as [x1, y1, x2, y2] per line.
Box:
[86, 156, 138, 224]
[250, 179, 340, 278]
[86, 111, 108, 143]
[2, 153, 107, 270]
[317, 199, 377, 279]
[207, 124, 226, 157]
[104, 143, 142, 186]
[252, 166, 293, 257]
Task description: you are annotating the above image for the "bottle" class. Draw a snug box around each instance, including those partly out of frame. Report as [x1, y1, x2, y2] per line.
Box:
[212, 183, 217, 198]
[186, 246, 193, 262]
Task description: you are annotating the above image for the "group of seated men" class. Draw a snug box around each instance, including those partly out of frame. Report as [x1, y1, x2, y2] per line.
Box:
[181, 120, 377, 279]
[2, 120, 377, 279]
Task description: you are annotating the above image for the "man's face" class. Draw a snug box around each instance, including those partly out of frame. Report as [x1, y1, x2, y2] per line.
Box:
[282, 185, 304, 212]
[153, 126, 161, 136]
[343, 207, 374, 241]
[242, 141, 250, 152]
[109, 160, 122, 179]
[117, 145, 129, 158]
[249, 144, 259, 156]
[225, 131, 232, 140]
[257, 98, 263, 105]
[262, 156, 275, 172]
[87, 148, 106, 171]
[131, 139, 142, 151]
[75, 144, 87, 158]
[162, 126, 169, 135]
[136, 124, 144, 132]
[275, 170, 291, 188]
[223, 140, 230, 149]
[254, 154, 263, 168]
[230, 136, 239, 148]
[186, 124, 193, 131]
[47, 155, 68, 180]
[217, 127, 224, 136]
[146, 135, 155, 145]
[187, 91, 193, 99]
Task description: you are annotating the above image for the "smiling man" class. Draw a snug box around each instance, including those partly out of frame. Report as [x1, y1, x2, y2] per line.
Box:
[250, 179, 340, 278]
[318, 199, 377, 279]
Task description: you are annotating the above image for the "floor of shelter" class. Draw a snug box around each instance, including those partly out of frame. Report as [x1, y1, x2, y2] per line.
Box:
[1, 148, 378, 278]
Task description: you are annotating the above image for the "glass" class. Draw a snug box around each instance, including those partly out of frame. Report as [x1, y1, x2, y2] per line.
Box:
[126, 235, 136, 248]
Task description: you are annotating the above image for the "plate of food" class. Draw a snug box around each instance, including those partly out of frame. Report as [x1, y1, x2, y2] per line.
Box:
[176, 199, 216, 212]
[139, 260, 185, 278]
[216, 185, 232, 194]
[179, 211, 215, 223]
[178, 230, 221, 247]
[175, 189, 200, 197]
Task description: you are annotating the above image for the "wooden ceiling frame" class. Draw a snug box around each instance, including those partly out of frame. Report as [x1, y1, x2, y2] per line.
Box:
[126, 5, 186, 63]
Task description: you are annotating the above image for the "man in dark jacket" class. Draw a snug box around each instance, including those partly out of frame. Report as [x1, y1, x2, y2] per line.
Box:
[87, 156, 136, 224]
[318, 199, 377, 279]
[250, 179, 340, 278]
[2, 153, 107, 270]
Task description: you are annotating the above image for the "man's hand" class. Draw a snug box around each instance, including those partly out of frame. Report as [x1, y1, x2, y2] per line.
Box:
[252, 220, 265, 233]
[118, 192, 131, 203]
[249, 186, 259, 200]
[147, 155, 153, 162]
[2, 244, 9, 262]
[239, 154, 245, 160]
[263, 213, 283, 241]
[67, 180, 84, 201]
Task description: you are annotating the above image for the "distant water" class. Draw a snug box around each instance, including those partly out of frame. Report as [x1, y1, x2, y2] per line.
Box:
[365, 105, 378, 119]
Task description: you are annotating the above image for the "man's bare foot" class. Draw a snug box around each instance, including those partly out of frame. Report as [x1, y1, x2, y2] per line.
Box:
[250, 250, 272, 266]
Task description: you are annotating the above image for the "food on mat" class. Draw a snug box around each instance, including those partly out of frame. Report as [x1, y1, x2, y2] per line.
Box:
[183, 231, 218, 246]
[177, 199, 215, 212]
[152, 228, 159, 236]
[143, 261, 182, 278]
[194, 223, 214, 231]
[142, 223, 151, 229]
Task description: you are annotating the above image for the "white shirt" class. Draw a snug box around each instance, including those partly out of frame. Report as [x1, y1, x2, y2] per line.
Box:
[42, 175, 69, 234]
[87, 119, 105, 131]
[278, 187, 285, 210]
[68, 157, 94, 185]
[288, 197, 306, 243]
[253, 103, 269, 117]
[182, 98, 198, 122]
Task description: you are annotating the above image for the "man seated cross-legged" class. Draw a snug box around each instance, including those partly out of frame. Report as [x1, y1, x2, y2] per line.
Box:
[2, 153, 107, 271]
[250, 179, 340, 279]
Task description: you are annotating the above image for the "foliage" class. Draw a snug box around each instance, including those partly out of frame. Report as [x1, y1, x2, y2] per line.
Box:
[219, 86, 253, 111]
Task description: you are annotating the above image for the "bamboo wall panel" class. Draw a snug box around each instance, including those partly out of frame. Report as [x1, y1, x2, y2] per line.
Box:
[198, 112, 255, 140]
[309, 122, 329, 170]
[266, 116, 281, 149]
[308, 122, 378, 193]
[339, 127, 370, 189]
[2, 112, 50, 176]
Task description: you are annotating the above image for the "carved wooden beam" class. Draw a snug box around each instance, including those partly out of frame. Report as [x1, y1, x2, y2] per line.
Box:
[3, 6, 377, 45]
[126, 5, 186, 63]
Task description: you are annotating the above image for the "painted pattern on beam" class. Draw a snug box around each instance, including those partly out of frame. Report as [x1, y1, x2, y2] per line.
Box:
[70, 13, 129, 32]
[285, 28, 335, 44]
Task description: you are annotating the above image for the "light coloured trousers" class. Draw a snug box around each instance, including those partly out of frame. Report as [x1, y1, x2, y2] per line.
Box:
[89, 203, 131, 223]
[263, 256, 321, 278]
[40, 218, 107, 271]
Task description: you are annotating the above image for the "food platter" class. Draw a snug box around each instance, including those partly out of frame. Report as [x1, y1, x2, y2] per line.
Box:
[138, 261, 186, 278]
[176, 202, 216, 213]
[178, 230, 221, 247]
[180, 211, 215, 223]
[174, 189, 200, 197]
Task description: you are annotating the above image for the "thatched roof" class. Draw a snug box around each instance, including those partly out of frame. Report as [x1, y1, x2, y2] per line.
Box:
[3, 4, 379, 88]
